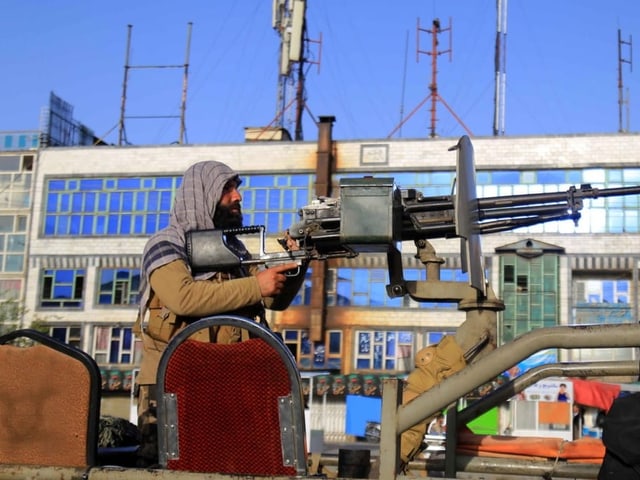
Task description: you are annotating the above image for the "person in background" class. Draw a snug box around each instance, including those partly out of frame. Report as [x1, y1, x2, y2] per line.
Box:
[428, 413, 447, 436]
[557, 383, 570, 402]
[573, 404, 585, 439]
[133, 161, 307, 466]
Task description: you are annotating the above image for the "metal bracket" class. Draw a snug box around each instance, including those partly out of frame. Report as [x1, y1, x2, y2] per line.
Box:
[161, 392, 180, 460]
[278, 394, 298, 470]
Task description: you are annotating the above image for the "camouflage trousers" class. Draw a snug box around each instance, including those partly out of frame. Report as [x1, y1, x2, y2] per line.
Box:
[136, 384, 159, 467]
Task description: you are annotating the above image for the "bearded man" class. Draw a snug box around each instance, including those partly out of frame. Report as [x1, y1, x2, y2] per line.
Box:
[134, 161, 306, 466]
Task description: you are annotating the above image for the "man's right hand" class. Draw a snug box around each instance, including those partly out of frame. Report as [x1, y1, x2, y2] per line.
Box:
[256, 263, 299, 297]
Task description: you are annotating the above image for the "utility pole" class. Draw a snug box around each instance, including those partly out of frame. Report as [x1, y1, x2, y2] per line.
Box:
[617, 29, 632, 133]
[493, 0, 508, 136]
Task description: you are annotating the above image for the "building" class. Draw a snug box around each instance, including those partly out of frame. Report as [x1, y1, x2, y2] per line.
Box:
[2, 119, 639, 434]
[0, 131, 38, 332]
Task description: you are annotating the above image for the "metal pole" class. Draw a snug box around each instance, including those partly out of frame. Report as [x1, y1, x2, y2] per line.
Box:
[178, 22, 192, 144]
[118, 25, 132, 146]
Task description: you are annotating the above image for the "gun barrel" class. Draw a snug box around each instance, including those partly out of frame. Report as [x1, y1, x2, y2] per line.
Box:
[404, 197, 454, 213]
[396, 183, 640, 241]
[478, 184, 640, 211]
[478, 191, 569, 209]
[594, 185, 640, 198]
[478, 212, 580, 235]
[478, 204, 571, 221]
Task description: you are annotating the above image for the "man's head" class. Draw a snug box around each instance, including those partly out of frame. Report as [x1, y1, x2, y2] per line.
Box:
[213, 177, 243, 228]
[170, 161, 243, 232]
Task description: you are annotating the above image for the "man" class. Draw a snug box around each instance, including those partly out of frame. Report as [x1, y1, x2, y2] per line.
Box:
[134, 161, 306, 466]
[557, 383, 569, 402]
[427, 413, 446, 436]
[598, 393, 640, 479]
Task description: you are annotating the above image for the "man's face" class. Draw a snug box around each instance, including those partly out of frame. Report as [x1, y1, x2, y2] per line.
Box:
[214, 179, 243, 228]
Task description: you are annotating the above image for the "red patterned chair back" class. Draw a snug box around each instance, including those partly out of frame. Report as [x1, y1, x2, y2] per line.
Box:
[156, 315, 307, 475]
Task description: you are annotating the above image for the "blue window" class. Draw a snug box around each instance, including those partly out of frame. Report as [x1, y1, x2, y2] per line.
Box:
[41, 169, 640, 238]
[49, 326, 82, 349]
[355, 330, 413, 372]
[43, 173, 314, 237]
[330, 267, 463, 309]
[97, 269, 141, 305]
[94, 326, 137, 365]
[537, 171, 567, 184]
[40, 269, 85, 308]
[281, 328, 342, 370]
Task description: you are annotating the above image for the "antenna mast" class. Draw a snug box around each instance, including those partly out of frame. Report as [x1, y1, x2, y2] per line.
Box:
[387, 17, 472, 139]
[493, 0, 507, 136]
[272, 0, 321, 141]
[425, 18, 450, 138]
[617, 29, 633, 133]
[118, 23, 192, 145]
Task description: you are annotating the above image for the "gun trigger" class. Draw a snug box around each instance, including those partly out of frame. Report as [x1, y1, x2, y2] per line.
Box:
[285, 266, 301, 277]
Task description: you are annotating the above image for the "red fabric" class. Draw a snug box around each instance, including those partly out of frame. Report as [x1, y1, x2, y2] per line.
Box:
[458, 430, 605, 462]
[572, 378, 621, 412]
[163, 338, 298, 475]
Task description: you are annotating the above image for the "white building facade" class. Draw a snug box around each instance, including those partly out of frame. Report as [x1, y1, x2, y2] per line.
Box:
[13, 132, 640, 419]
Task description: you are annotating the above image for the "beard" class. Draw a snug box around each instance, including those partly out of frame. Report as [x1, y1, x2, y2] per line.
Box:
[213, 202, 243, 228]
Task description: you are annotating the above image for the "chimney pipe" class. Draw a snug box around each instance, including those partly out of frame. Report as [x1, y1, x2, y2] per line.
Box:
[310, 115, 336, 343]
[316, 115, 336, 197]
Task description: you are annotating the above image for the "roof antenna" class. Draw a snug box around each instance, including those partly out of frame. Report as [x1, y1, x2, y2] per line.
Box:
[617, 28, 632, 133]
[388, 17, 472, 139]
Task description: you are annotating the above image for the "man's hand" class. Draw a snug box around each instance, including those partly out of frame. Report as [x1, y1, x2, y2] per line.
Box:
[256, 262, 299, 297]
[279, 229, 300, 252]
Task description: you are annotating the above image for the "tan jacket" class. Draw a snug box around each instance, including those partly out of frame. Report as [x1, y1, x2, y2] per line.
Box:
[136, 259, 305, 385]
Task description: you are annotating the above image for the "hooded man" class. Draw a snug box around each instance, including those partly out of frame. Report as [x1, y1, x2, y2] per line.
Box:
[134, 160, 306, 466]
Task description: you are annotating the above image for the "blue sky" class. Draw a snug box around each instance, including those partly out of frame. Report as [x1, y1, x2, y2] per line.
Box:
[1, 1, 638, 144]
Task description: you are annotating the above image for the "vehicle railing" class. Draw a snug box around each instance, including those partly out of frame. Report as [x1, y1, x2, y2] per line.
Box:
[379, 323, 640, 479]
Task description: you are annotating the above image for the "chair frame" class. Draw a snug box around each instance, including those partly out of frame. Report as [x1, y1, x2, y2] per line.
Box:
[0, 328, 101, 467]
[156, 315, 307, 475]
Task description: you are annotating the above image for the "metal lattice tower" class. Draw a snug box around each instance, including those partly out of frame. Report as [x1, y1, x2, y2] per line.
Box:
[388, 17, 472, 139]
[118, 23, 192, 146]
[272, 0, 321, 141]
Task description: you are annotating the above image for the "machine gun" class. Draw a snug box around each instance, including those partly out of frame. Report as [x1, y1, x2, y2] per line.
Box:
[288, 136, 640, 296]
[187, 136, 640, 297]
[290, 179, 639, 247]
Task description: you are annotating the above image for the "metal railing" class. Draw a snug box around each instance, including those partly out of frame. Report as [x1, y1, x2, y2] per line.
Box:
[379, 323, 640, 479]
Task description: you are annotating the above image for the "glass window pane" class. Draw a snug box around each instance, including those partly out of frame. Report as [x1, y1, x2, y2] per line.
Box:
[4, 255, 23, 272]
[0, 216, 13, 232]
[7, 234, 24, 252]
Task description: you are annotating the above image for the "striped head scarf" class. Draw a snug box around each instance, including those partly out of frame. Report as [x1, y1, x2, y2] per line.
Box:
[137, 161, 242, 322]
